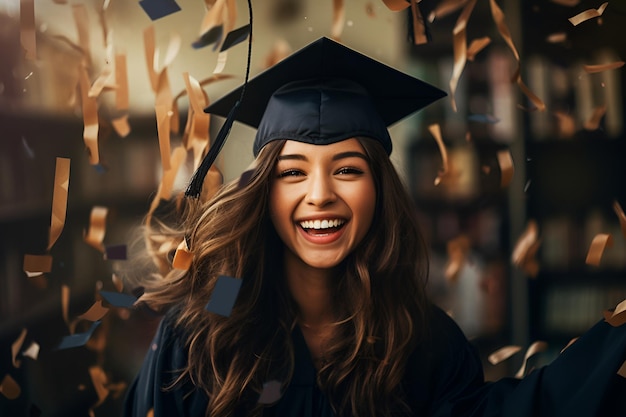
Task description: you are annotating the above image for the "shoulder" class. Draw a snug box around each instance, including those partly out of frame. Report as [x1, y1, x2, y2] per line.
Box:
[403, 303, 485, 412]
[416, 303, 480, 364]
[123, 308, 208, 417]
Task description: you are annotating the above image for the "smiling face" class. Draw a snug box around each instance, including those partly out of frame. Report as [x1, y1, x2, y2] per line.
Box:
[269, 138, 377, 273]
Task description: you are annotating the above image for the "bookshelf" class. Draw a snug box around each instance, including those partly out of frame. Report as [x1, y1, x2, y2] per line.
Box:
[520, 1, 626, 348]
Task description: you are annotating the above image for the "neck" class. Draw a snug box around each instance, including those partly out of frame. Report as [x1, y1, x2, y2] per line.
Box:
[283, 250, 336, 327]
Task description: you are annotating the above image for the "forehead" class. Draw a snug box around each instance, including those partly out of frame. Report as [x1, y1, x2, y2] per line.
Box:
[278, 138, 366, 156]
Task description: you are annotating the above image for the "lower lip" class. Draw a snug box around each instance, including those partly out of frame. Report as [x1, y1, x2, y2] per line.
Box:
[297, 224, 346, 244]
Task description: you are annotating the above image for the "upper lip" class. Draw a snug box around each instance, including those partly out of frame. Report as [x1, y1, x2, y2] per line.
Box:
[295, 214, 348, 222]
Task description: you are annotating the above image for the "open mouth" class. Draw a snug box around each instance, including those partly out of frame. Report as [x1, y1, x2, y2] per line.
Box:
[299, 219, 346, 235]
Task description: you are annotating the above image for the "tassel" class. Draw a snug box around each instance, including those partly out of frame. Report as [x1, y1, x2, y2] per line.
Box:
[185, 100, 240, 198]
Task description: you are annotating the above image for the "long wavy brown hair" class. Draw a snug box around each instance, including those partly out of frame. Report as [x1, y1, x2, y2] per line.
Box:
[137, 137, 431, 417]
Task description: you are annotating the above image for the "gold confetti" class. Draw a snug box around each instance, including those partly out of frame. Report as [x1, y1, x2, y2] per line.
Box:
[496, 149, 514, 188]
[613, 201, 626, 240]
[583, 104, 606, 130]
[515, 341, 548, 378]
[568, 2, 608, 26]
[444, 235, 471, 283]
[560, 337, 579, 353]
[488, 345, 522, 365]
[603, 299, 626, 327]
[618, 360, 626, 378]
[449, 0, 478, 112]
[546, 32, 567, 43]
[585, 233, 613, 266]
[331, 0, 345, 42]
[111, 115, 131, 138]
[115, 53, 129, 111]
[23, 254, 53, 275]
[428, 124, 449, 185]
[263, 39, 292, 69]
[89, 366, 109, 407]
[553, 111, 577, 138]
[583, 61, 625, 74]
[84, 206, 108, 252]
[49, 157, 70, 250]
[172, 239, 193, 270]
[78, 65, 100, 165]
[11, 329, 27, 368]
[77, 300, 110, 322]
[550, 0, 580, 6]
[0, 374, 21, 400]
[409, 0, 429, 45]
[467, 36, 491, 61]
[490, 0, 545, 111]
[182, 72, 210, 170]
[381, 0, 411, 11]
[427, 0, 467, 22]
[20, 0, 36, 60]
[511, 219, 541, 278]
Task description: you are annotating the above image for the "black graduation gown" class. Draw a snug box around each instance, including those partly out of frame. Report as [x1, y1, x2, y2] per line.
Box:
[122, 306, 626, 417]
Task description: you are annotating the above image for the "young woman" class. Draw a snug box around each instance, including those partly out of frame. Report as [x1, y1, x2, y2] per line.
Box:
[123, 38, 626, 417]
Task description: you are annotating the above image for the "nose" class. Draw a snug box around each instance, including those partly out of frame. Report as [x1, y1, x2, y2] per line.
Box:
[305, 171, 336, 207]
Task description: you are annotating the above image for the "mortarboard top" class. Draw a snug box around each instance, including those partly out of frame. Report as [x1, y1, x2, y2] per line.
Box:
[204, 36, 446, 156]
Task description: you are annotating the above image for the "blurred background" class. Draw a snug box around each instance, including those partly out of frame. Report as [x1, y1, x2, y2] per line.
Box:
[1, 0, 625, 415]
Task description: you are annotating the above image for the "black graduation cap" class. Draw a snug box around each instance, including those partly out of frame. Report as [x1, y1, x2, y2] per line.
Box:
[186, 36, 445, 198]
[207, 36, 445, 155]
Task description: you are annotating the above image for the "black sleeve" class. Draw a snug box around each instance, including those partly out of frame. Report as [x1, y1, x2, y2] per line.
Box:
[122, 313, 208, 417]
[406, 306, 626, 417]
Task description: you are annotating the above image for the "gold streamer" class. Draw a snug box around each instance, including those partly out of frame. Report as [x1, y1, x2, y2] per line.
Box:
[23, 254, 52, 275]
[381, 0, 411, 11]
[199, 0, 227, 40]
[78, 65, 100, 165]
[490, 0, 545, 111]
[496, 149, 514, 188]
[603, 299, 626, 327]
[585, 233, 613, 266]
[183, 72, 211, 169]
[428, 124, 449, 185]
[72, 4, 92, 67]
[62, 284, 71, 333]
[156, 104, 173, 171]
[172, 239, 193, 270]
[511, 219, 541, 278]
[20, 0, 36, 60]
[488, 345, 522, 365]
[11, 329, 27, 368]
[467, 36, 491, 61]
[77, 300, 109, 322]
[84, 206, 108, 252]
[515, 341, 548, 378]
[568, 2, 608, 26]
[48, 157, 70, 250]
[613, 201, 626, 240]
[115, 54, 129, 111]
[444, 235, 471, 283]
[0, 374, 21, 400]
[331, 0, 346, 41]
[583, 61, 625, 74]
[583, 105, 606, 130]
[449, 0, 477, 112]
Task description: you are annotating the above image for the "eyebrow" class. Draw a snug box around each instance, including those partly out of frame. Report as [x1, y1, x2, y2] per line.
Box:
[277, 151, 369, 162]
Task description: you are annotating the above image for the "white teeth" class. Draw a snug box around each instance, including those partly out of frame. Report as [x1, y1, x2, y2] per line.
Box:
[299, 219, 345, 229]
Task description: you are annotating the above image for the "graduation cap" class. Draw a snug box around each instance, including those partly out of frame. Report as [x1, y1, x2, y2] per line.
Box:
[185, 36, 446, 198]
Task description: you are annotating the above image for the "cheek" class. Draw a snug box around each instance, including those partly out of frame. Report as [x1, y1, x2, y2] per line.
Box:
[350, 182, 377, 232]
[269, 186, 290, 234]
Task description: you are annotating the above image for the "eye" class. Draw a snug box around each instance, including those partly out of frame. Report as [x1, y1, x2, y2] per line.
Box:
[335, 167, 364, 175]
[278, 169, 305, 178]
